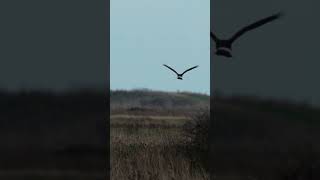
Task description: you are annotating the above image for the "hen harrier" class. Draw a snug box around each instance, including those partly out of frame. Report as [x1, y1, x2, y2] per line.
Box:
[211, 12, 284, 57]
[163, 64, 198, 80]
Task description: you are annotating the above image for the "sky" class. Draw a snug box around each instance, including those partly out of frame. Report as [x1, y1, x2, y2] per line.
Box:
[0, 0, 108, 91]
[110, 0, 210, 94]
[211, 0, 320, 105]
[1, 1, 319, 105]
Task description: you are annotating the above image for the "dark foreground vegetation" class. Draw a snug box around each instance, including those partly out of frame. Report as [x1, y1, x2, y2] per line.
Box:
[3, 88, 320, 180]
[0, 89, 107, 179]
[212, 95, 320, 180]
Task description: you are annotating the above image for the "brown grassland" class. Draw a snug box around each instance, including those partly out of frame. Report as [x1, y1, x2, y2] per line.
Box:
[110, 90, 210, 180]
[4, 89, 320, 179]
[111, 89, 320, 180]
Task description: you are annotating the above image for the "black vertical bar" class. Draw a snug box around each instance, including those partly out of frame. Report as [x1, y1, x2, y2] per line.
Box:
[0, 0, 110, 179]
[106, 0, 110, 179]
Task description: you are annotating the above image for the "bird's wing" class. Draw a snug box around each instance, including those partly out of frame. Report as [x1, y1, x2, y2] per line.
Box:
[181, 65, 199, 75]
[210, 31, 219, 42]
[229, 12, 284, 43]
[163, 64, 179, 75]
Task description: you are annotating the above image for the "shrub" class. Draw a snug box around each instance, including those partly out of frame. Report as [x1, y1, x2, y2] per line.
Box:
[182, 108, 210, 171]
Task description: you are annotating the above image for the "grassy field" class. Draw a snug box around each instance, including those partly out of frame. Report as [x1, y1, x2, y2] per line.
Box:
[110, 112, 210, 180]
[3, 88, 320, 179]
[111, 89, 320, 180]
[111, 90, 210, 180]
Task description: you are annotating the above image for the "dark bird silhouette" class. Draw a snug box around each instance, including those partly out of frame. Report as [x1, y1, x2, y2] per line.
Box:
[163, 64, 198, 80]
[211, 12, 284, 58]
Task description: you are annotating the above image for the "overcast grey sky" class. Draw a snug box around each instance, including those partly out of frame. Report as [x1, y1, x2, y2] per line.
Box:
[211, 0, 320, 105]
[111, 0, 210, 94]
[1, 0, 319, 105]
[0, 0, 108, 91]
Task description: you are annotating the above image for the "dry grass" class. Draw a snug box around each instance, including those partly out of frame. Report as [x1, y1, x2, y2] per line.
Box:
[110, 90, 320, 180]
[111, 115, 190, 129]
[111, 114, 209, 180]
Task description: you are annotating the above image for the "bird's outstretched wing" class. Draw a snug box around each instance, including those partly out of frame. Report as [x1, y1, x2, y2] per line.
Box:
[210, 31, 218, 42]
[163, 64, 179, 75]
[229, 12, 284, 43]
[181, 65, 199, 75]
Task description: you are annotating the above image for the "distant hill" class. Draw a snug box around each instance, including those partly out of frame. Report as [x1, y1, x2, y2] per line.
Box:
[110, 89, 320, 115]
[110, 89, 210, 109]
[110, 89, 320, 117]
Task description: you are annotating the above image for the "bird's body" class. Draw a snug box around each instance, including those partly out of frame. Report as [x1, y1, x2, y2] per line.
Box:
[163, 64, 198, 80]
[211, 12, 284, 58]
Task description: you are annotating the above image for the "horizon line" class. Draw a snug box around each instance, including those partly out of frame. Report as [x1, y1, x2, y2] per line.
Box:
[110, 88, 210, 95]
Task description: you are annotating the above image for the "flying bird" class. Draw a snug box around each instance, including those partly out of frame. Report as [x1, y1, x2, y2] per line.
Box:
[211, 12, 284, 58]
[163, 64, 198, 80]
